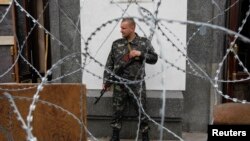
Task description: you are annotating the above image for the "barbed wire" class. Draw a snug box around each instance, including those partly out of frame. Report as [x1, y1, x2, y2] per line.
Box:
[0, 0, 250, 141]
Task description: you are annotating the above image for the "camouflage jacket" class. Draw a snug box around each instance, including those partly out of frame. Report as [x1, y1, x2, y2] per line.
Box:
[103, 34, 158, 83]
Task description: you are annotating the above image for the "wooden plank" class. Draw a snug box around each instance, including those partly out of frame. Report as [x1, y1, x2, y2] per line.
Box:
[0, 83, 87, 141]
[0, 0, 11, 5]
[10, 2, 19, 82]
[213, 103, 250, 124]
[0, 36, 14, 45]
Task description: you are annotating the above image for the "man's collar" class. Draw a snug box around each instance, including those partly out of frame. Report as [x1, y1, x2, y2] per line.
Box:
[128, 33, 139, 44]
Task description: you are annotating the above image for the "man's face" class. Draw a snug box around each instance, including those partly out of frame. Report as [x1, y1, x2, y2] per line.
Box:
[120, 21, 135, 38]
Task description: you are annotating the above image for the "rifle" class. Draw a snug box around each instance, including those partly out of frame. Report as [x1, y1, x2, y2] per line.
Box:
[94, 81, 112, 104]
[94, 56, 137, 104]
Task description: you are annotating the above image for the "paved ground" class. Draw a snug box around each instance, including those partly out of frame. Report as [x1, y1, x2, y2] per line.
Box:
[181, 132, 207, 141]
[89, 132, 207, 141]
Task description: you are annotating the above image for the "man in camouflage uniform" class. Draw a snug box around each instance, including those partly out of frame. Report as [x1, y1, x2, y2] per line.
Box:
[103, 17, 158, 141]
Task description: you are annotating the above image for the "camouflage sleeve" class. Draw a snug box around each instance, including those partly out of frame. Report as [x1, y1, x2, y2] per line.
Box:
[140, 39, 158, 64]
[103, 44, 114, 84]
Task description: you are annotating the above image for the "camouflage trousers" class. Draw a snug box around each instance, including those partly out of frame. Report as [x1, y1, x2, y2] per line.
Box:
[110, 81, 149, 133]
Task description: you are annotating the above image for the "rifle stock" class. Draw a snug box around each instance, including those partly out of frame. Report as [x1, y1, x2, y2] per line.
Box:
[94, 89, 105, 104]
[94, 83, 111, 104]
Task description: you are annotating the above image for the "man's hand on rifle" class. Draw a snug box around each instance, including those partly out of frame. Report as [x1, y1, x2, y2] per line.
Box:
[129, 49, 141, 58]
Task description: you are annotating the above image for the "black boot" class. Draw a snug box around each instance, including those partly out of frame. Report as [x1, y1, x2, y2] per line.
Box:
[142, 132, 149, 141]
[110, 129, 120, 141]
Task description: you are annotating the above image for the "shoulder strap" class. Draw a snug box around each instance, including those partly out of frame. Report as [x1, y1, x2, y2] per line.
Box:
[127, 41, 132, 52]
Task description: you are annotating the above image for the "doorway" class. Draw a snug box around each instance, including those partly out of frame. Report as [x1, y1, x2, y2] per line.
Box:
[14, 0, 51, 82]
[224, 0, 250, 102]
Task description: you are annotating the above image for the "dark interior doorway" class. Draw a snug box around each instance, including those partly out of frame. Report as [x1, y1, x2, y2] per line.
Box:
[224, 0, 250, 102]
[15, 0, 51, 82]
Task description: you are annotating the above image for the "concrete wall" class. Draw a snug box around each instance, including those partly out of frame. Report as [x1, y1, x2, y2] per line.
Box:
[80, 0, 187, 90]
[184, 0, 226, 132]
[49, 0, 82, 83]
